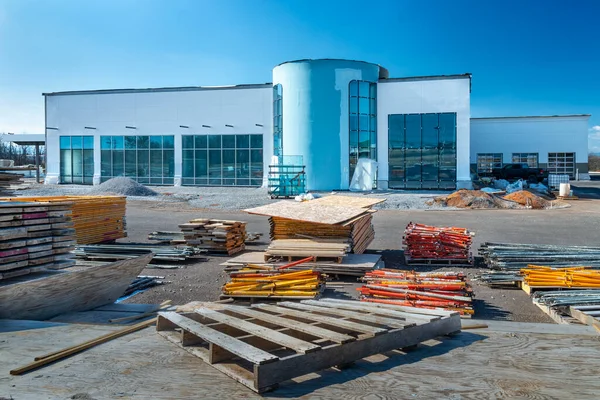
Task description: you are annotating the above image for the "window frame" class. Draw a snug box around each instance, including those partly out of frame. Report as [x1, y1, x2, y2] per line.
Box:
[477, 153, 503, 174]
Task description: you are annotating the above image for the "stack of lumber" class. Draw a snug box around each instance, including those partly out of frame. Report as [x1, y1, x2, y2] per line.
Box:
[357, 269, 474, 316]
[221, 251, 384, 276]
[403, 222, 473, 264]
[73, 243, 203, 262]
[175, 219, 246, 255]
[0, 196, 126, 244]
[0, 173, 24, 191]
[521, 265, 600, 290]
[264, 239, 350, 262]
[0, 201, 76, 279]
[222, 268, 325, 299]
[479, 242, 600, 270]
[245, 196, 384, 254]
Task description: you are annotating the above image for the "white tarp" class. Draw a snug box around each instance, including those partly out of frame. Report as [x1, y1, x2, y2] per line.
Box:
[349, 158, 378, 192]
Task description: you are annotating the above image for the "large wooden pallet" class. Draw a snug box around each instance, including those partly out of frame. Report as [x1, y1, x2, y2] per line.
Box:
[157, 298, 461, 393]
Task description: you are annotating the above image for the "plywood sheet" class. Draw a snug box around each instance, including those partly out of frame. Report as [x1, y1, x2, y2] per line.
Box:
[245, 201, 369, 225]
[221, 251, 382, 268]
[310, 195, 385, 208]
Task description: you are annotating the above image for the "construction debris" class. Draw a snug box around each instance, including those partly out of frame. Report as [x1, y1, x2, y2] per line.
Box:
[74, 243, 203, 262]
[0, 195, 127, 244]
[479, 242, 600, 270]
[122, 275, 168, 297]
[264, 239, 350, 262]
[430, 189, 568, 210]
[222, 251, 384, 276]
[357, 269, 474, 316]
[156, 298, 460, 393]
[0, 201, 76, 279]
[175, 219, 246, 255]
[403, 222, 473, 265]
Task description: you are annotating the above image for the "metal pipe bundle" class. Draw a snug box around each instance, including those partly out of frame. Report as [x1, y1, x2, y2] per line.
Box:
[357, 269, 474, 316]
[222, 269, 325, 299]
[403, 223, 473, 261]
[522, 265, 600, 289]
[479, 242, 600, 271]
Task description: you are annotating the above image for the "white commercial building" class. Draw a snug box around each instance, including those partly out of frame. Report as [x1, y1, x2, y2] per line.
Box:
[42, 59, 591, 190]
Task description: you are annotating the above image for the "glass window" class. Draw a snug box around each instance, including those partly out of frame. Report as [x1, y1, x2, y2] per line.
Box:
[512, 153, 538, 168]
[60, 136, 94, 185]
[182, 135, 194, 149]
[273, 84, 283, 157]
[251, 134, 263, 149]
[209, 135, 221, 149]
[100, 135, 174, 184]
[349, 80, 377, 180]
[222, 135, 235, 149]
[388, 112, 457, 189]
[195, 135, 207, 149]
[477, 153, 503, 174]
[236, 134, 250, 149]
[548, 152, 575, 178]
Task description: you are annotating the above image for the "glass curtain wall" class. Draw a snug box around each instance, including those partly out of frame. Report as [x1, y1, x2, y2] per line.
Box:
[59, 136, 94, 184]
[273, 84, 283, 157]
[349, 80, 377, 179]
[182, 134, 263, 186]
[388, 113, 457, 189]
[100, 135, 174, 184]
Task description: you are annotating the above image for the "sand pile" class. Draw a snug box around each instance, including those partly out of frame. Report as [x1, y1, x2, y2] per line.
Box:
[90, 177, 158, 197]
[504, 190, 550, 209]
[444, 190, 497, 209]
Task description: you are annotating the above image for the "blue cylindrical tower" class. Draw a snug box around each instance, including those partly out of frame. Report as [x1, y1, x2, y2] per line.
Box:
[272, 59, 385, 191]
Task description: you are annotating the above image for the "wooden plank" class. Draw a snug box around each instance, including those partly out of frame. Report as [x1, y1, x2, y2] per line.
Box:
[569, 307, 600, 333]
[254, 314, 461, 391]
[194, 308, 321, 354]
[278, 301, 412, 329]
[221, 304, 356, 344]
[300, 299, 437, 323]
[252, 304, 386, 335]
[244, 201, 370, 225]
[157, 312, 278, 365]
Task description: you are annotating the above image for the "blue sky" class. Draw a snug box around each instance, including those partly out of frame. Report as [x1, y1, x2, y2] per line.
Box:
[1, 0, 599, 151]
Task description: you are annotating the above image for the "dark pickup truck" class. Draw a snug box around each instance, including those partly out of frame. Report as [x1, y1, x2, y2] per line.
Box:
[491, 163, 548, 182]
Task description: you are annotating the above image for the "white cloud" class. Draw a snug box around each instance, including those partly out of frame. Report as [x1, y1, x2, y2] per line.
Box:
[589, 126, 600, 141]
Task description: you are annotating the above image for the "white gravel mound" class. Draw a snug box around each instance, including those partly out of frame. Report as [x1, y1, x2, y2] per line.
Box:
[89, 177, 158, 197]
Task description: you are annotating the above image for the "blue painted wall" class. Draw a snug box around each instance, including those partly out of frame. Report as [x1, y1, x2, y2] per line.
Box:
[272, 59, 380, 190]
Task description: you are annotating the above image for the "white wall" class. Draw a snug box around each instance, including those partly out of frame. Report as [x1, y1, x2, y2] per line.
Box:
[376, 77, 472, 187]
[45, 86, 273, 185]
[470, 116, 590, 165]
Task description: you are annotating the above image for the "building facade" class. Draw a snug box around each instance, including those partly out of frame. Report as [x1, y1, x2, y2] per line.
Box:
[43, 59, 590, 189]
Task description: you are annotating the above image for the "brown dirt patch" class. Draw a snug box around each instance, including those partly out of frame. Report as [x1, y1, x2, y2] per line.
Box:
[504, 190, 549, 209]
[445, 190, 497, 208]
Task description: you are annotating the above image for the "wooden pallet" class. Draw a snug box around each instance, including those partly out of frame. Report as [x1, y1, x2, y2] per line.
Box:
[405, 256, 473, 267]
[157, 298, 460, 393]
[568, 306, 600, 332]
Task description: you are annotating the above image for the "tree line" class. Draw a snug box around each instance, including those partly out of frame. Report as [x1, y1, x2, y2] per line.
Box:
[0, 134, 45, 166]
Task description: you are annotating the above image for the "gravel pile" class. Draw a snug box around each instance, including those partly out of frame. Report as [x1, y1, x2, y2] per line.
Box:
[89, 177, 158, 197]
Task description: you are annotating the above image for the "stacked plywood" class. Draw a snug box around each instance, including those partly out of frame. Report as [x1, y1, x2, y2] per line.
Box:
[264, 239, 351, 262]
[176, 219, 246, 255]
[0, 201, 76, 279]
[246, 196, 383, 254]
[0, 196, 127, 244]
[0, 173, 24, 191]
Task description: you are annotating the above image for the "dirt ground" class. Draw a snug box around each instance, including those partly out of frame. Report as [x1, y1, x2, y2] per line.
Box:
[116, 183, 600, 323]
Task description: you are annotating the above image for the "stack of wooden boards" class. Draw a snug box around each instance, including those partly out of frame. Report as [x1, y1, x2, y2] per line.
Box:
[222, 268, 325, 299]
[0, 201, 76, 279]
[358, 269, 474, 316]
[245, 196, 384, 255]
[175, 219, 246, 255]
[403, 222, 473, 265]
[0, 196, 126, 244]
[264, 239, 350, 262]
[0, 173, 24, 192]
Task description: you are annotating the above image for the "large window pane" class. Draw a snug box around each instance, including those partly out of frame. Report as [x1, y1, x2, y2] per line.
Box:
[101, 150, 112, 177]
[163, 135, 174, 149]
[223, 150, 235, 178]
[236, 134, 249, 149]
[137, 150, 149, 177]
[60, 137, 71, 150]
[125, 150, 137, 177]
[60, 136, 94, 184]
[137, 136, 149, 149]
[195, 150, 207, 178]
[183, 150, 194, 177]
[195, 135, 207, 149]
[236, 149, 250, 179]
[150, 150, 162, 177]
[209, 149, 222, 181]
[182, 135, 194, 149]
[112, 151, 124, 176]
[71, 136, 82, 149]
[150, 136, 162, 149]
[163, 149, 174, 177]
[222, 135, 235, 149]
[251, 134, 263, 149]
[422, 114, 438, 148]
[83, 136, 94, 149]
[112, 136, 124, 150]
[124, 136, 137, 149]
[209, 135, 221, 149]
[101, 136, 111, 150]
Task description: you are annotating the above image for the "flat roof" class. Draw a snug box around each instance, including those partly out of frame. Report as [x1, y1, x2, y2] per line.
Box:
[380, 73, 472, 83]
[43, 83, 272, 96]
[3, 133, 45, 145]
[472, 114, 591, 120]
